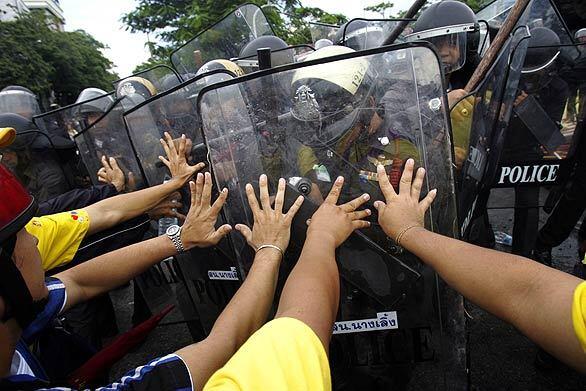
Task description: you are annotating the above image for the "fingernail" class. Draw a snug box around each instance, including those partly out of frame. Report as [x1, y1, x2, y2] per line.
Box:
[197, 173, 203, 180]
[377, 164, 384, 171]
[408, 158, 414, 165]
[279, 178, 285, 185]
[366, 209, 371, 215]
[362, 193, 370, 201]
[431, 188, 438, 194]
[245, 183, 252, 190]
[189, 181, 194, 186]
[336, 176, 343, 183]
[182, 134, 185, 139]
[373, 201, 381, 209]
[260, 174, 267, 181]
[297, 195, 304, 202]
[222, 188, 228, 193]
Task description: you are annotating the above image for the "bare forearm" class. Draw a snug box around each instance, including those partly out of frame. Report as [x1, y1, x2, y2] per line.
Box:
[276, 235, 339, 349]
[209, 249, 281, 347]
[85, 180, 180, 235]
[401, 228, 586, 371]
[57, 235, 176, 310]
[177, 249, 281, 390]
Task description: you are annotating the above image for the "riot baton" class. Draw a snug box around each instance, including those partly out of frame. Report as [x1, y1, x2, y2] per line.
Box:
[381, 0, 427, 46]
[464, 0, 531, 92]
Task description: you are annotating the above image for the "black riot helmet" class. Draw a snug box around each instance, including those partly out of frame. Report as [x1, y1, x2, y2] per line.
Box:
[520, 27, 561, 93]
[406, 0, 479, 74]
[239, 35, 295, 68]
[290, 45, 376, 147]
[334, 20, 385, 51]
[76, 88, 113, 116]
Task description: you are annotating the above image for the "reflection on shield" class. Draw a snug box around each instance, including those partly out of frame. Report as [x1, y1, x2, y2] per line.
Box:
[198, 44, 466, 388]
[170, 4, 274, 76]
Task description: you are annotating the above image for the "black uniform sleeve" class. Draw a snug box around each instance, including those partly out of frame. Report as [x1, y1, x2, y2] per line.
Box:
[37, 184, 118, 216]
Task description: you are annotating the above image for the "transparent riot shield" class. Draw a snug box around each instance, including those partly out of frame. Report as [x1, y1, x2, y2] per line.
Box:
[113, 65, 183, 98]
[339, 18, 410, 50]
[123, 70, 241, 335]
[452, 26, 531, 237]
[33, 93, 146, 190]
[308, 21, 339, 44]
[234, 45, 315, 73]
[0, 129, 75, 203]
[170, 3, 274, 76]
[198, 43, 466, 389]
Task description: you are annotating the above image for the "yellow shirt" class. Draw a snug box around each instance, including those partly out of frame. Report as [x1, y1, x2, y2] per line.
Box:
[572, 281, 586, 353]
[25, 209, 90, 272]
[204, 317, 331, 390]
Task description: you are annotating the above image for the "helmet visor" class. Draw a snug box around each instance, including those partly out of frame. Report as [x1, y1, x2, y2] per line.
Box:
[406, 24, 474, 74]
[0, 92, 41, 121]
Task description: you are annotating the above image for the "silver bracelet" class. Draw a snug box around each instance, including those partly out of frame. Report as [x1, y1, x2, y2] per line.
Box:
[255, 244, 285, 259]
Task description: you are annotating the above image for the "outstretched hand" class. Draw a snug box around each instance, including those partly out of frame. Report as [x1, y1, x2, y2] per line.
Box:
[236, 175, 304, 254]
[97, 156, 131, 192]
[307, 176, 371, 248]
[180, 172, 232, 249]
[159, 132, 204, 185]
[374, 158, 436, 241]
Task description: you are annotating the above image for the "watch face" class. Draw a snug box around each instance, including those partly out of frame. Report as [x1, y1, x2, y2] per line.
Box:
[166, 224, 180, 236]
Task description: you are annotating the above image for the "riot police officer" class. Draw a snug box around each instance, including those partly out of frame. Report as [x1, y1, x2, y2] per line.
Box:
[405, 0, 480, 94]
[532, 28, 586, 266]
[501, 27, 569, 258]
[289, 45, 419, 201]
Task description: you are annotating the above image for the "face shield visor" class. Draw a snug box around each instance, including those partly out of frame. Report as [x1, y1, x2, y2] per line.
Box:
[406, 23, 475, 74]
[0, 91, 41, 121]
[520, 49, 560, 94]
[344, 26, 385, 51]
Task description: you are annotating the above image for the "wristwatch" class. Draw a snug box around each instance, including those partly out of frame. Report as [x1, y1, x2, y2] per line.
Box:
[166, 224, 185, 253]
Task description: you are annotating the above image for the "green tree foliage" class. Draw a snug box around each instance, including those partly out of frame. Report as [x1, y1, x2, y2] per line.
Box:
[123, 0, 347, 72]
[0, 12, 117, 105]
[364, 2, 395, 18]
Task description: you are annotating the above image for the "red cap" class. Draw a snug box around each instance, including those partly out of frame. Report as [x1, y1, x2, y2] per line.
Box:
[0, 164, 36, 243]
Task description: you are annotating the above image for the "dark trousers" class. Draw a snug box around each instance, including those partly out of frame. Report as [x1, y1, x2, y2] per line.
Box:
[512, 186, 540, 257]
[536, 169, 586, 249]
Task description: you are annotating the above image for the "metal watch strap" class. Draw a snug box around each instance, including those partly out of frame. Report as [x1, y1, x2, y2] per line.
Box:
[169, 227, 185, 253]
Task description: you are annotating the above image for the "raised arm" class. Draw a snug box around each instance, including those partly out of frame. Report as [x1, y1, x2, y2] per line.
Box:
[57, 172, 231, 311]
[84, 134, 203, 236]
[176, 174, 304, 390]
[276, 176, 371, 350]
[374, 159, 586, 372]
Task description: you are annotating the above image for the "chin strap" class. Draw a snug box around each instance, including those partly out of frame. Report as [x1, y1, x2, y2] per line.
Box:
[0, 235, 37, 329]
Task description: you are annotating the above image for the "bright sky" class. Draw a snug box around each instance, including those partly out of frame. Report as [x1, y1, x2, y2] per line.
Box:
[60, 0, 414, 78]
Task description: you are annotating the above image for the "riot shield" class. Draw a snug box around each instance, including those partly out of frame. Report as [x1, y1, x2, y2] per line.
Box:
[170, 3, 274, 76]
[453, 26, 531, 238]
[0, 90, 42, 122]
[113, 65, 183, 98]
[123, 70, 241, 335]
[234, 44, 315, 73]
[308, 21, 339, 44]
[198, 43, 466, 389]
[0, 128, 74, 203]
[33, 93, 146, 190]
[339, 18, 410, 50]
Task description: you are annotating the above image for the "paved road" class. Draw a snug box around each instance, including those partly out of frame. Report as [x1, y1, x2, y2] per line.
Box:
[108, 187, 586, 389]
